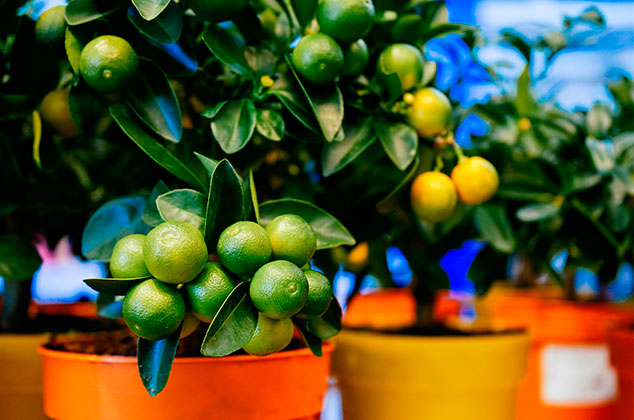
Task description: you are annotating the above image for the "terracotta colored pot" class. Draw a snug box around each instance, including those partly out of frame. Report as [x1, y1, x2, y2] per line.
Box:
[0, 334, 49, 420]
[607, 326, 634, 420]
[31, 301, 98, 319]
[332, 329, 529, 420]
[39, 342, 333, 420]
[477, 287, 634, 420]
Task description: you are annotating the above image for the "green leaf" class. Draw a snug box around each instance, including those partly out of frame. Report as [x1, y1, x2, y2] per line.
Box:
[83, 277, 150, 295]
[270, 74, 321, 135]
[0, 235, 42, 281]
[248, 170, 260, 223]
[580, 7, 605, 26]
[516, 203, 561, 222]
[128, 3, 183, 44]
[376, 156, 420, 214]
[68, 81, 105, 136]
[256, 108, 285, 141]
[131, 0, 171, 21]
[569, 173, 603, 194]
[64, 27, 83, 73]
[126, 59, 182, 143]
[110, 104, 207, 192]
[194, 152, 218, 175]
[138, 324, 182, 397]
[96, 293, 123, 318]
[156, 189, 206, 231]
[211, 99, 257, 154]
[287, 58, 343, 142]
[202, 25, 254, 78]
[322, 118, 376, 177]
[81, 196, 150, 261]
[142, 180, 170, 227]
[65, 0, 119, 25]
[293, 318, 322, 356]
[586, 137, 615, 173]
[203, 160, 245, 248]
[474, 204, 516, 253]
[515, 65, 536, 116]
[290, 0, 317, 27]
[259, 199, 355, 249]
[201, 101, 227, 119]
[376, 120, 418, 171]
[201, 282, 257, 357]
[586, 103, 612, 139]
[304, 298, 342, 339]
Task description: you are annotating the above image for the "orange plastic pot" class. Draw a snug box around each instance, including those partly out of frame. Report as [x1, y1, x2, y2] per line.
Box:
[477, 287, 634, 420]
[31, 301, 98, 319]
[39, 342, 333, 420]
[607, 326, 634, 420]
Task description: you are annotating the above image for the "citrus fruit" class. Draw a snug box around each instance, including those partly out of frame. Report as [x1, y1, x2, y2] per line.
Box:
[265, 214, 317, 267]
[217, 221, 271, 277]
[296, 270, 333, 318]
[35, 6, 67, 46]
[291, 33, 344, 84]
[242, 312, 294, 356]
[316, 0, 375, 43]
[180, 311, 201, 338]
[410, 171, 458, 222]
[79, 35, 139, 94]
[250, 260, 308, 319]
[347, 241, 369, 271]
[144, 221, 208, 284]
[39, 89, 78, 139]
[408, 87, 452, 138]
[451, 156, 499, 205]
[184, 262, 237, 322]
[377, 43, 424, 92]
[109, 234, 150, 278]
[122, 278, 185, 341]
[188, 0, 247, 22]
[341, 39, 369, 76]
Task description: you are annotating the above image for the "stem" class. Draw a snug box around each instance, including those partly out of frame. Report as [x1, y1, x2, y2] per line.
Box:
[1, 278, 32, 332]
[433, 155, 444, 172]
[452, 140, 467, 163]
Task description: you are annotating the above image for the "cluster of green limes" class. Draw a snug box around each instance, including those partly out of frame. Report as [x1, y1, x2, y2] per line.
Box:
[111, 215, 334, 357]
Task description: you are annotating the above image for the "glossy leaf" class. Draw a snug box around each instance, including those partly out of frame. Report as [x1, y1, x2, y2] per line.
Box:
[200, 282, 257, 357]
[138, 324, 182, 397]
[293, 319, 322, 356]
[32, 111, 42, 170]
[96, 293, 124, 319]
[248, 170, 260, 223]
[128, 3, 183, 44]
[516, 203, 561, 222]
[322, 118, 376, 177]
[131, 0, 171, 21]
[142, 180, 170, 226]
[291, 0, 317, 27]
[376, 120, 418, 171]
[83, 276, 149, 295]
[304, 298, 342, 339]
[515, 65, 536, 116]
[203, 160, 245, 248]
[194, 152, 218, 175]
[586, 137, 615, 173]
[126, 59, 183, 143]
[259, 199, 355, 249]
[64, 27, 82, 73]
[110, 104, 207, 192]
[81, 195, 150, 261]
[256, 108, 285, 141]
[474, 204, 516, 253]
[202, 25, 253, 78]
[201, 101, 227, 119]
[65, 0, 119, 25]
[156, 189, 206, 230]
[270, 74, 321, 134]
[0, 235, 42, 281]
[211, 99, 257, 154]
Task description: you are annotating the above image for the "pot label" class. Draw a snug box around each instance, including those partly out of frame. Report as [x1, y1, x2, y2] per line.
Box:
[541, 344, 617, 406]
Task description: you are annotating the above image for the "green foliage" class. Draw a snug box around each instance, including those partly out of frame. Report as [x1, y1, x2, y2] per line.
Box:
[137, 324, 182, 397]
[0, 235, 42, 281]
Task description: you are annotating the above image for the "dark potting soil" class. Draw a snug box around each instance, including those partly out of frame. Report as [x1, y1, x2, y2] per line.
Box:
[353, 323, 524, 337]
[45, 324, 308, 357]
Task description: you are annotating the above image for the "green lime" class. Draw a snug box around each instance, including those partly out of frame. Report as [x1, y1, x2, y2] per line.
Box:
[122, 278, 185, 341]
[242, 312, 294, 356]
[188, 0, 247, 22]
[144, 221, 208, 284]
[179, 311, 201, 338]
[316, 0, 375, 43]
[341, 39, 369, 76]
[184, 262, 238, 322]
[377, 43, 424, 92]
[79, 35, 139, 94]
[109, 234, 150, 279]
[250, 260, 308, 319]
[291, 34, 344, 84]
[265, 214, 317, 267]
[39, 89, 78, 139]
[296, 270, 333, 318]
[35, 6, 66, 46]
[217, 221, 271, 277]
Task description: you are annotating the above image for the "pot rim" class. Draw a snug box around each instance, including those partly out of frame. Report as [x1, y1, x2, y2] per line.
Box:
[38, 341, 334, 364]
[340, 327, 529, 342]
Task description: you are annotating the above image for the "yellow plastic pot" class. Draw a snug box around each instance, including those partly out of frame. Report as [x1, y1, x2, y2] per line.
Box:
[332, 329, 530, 420]
[0, 333, 49, 420]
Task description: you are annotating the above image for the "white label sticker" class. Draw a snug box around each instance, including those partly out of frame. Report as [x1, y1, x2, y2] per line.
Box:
[541, 344, 617, 406]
